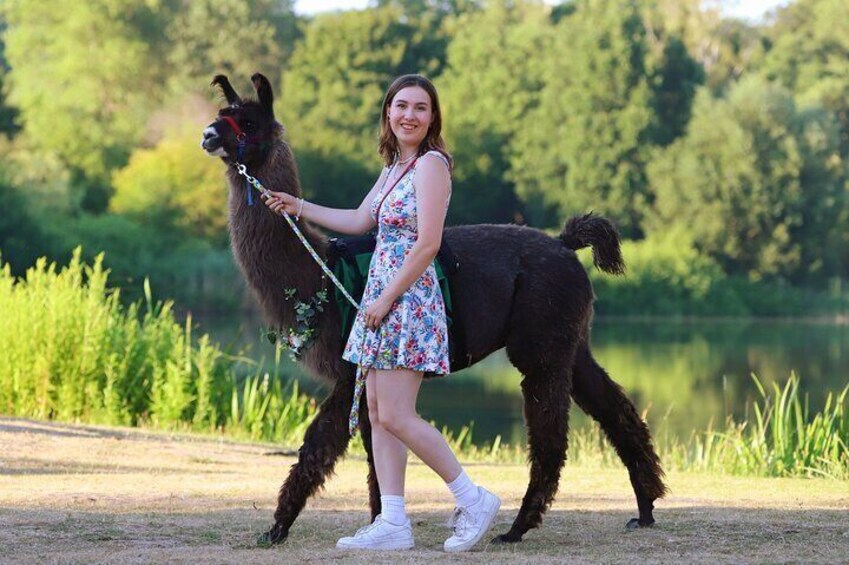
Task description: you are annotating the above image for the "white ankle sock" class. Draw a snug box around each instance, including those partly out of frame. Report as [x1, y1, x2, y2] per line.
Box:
[380, 495, 407, 525]
[447, 470, 480, 508]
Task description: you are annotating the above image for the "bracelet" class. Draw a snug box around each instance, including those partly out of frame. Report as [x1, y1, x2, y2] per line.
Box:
[295, 197, 305, 221]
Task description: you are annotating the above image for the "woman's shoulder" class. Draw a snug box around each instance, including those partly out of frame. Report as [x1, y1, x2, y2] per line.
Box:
[420, 150, 450, 167]
[418, 150, 452, 177]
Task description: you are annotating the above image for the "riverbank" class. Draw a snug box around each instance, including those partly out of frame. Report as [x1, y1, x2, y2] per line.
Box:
[1, 417, 847, 564]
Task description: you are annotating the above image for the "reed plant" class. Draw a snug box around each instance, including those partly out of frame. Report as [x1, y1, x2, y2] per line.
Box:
[0, 249, 232, 430]
[647, 374, 848, 479]
[438, 373, 848, 479]
[226, 373, 317, 444]
[2, 251, 846, 479]
[414, 374, 849, 479]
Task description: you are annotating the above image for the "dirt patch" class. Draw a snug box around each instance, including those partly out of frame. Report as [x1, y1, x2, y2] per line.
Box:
[1, 417, 847, 564]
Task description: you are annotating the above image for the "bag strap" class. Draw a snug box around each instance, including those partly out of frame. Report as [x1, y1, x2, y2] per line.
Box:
[376, 157, 418, 218]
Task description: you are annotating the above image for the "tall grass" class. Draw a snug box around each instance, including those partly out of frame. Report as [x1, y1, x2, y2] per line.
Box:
[677, 374, 849, 479]
[414, 375, 848, 479]
[226, 374, 317, 444]
[410, 374, 848, 480]
[0, 249, 233, 428]
[2, 251, 846, 479]
[0, 249, 318, 443]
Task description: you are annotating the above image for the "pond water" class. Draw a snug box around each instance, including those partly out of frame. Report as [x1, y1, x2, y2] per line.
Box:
[200, 314, 849, 446]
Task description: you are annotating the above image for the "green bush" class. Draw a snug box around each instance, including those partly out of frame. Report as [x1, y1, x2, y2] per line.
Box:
[43, 213, 242, 312]
[0, 249, 232, 427]
[583, 229, 849, 317]
[0, 178, 52, 277]
[585, 229, 748, 316]
[111, 131, 229, 246]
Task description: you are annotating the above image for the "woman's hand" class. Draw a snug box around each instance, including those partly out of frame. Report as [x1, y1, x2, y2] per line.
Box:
[364, 294, 394, 330]
[262, 190, 301, 216]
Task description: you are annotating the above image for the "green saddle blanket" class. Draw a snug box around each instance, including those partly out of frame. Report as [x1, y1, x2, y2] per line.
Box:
[328, 233, 457, 340]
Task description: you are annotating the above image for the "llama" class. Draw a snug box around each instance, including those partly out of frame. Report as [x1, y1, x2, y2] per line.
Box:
[201, 73, 667, 546]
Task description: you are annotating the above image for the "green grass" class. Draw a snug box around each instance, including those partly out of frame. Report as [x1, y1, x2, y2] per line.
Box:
[226, 374, 317, 444]
[450, 373, 849, 480]
[671, 374, 849, 479]
[1, 251, 846, 480]
[0, 249, 247, 435]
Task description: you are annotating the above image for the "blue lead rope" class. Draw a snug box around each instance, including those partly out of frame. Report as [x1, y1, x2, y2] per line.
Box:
[237, 140, 254, 206]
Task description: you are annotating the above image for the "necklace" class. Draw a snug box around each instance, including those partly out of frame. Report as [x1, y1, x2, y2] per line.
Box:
[397, 151, 416, 165]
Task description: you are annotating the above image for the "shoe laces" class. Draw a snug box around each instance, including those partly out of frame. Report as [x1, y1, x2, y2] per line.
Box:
[447, 507, 476, 536]
[354, 515, 384, 537]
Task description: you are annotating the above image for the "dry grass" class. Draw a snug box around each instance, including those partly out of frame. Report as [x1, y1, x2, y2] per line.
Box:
[1, 416, 848, 564]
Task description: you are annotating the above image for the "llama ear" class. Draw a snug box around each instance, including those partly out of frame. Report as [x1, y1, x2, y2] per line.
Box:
[211, 75, 242, 106]
[251, 73, 274, 117]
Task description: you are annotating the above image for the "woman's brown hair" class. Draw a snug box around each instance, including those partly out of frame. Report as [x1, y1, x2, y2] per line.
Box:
[378, 74, 453, 170]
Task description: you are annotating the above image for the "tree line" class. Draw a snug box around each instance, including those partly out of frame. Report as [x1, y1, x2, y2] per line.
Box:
[1, 0, 847, 312]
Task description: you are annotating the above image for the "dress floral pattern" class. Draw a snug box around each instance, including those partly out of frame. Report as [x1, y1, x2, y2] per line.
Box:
[343, 150, 452, 373]
[344, 151, 452, 433]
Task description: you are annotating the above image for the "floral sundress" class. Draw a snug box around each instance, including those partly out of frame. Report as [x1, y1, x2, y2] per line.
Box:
[343, 150, 452, 433]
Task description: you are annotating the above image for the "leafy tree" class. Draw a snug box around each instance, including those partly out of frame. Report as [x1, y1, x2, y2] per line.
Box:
[0, 17, 19, 137]
[1, 0, 298, 212]
[438, 0, 552, 224]
[165, 0, 297, 94]
[111, 129, 229, 245]
[647, 36, 705, 146]
[2, 0, 166, 183]
[645, 0, 763, 93]
[647, 76, 845, 280]
[510, 0, 700, 233]
[376, 0, 479, 17]
[759, 0, 849, 156]
[793, 105, 849, 279]
[0, 134, 77, 213]
[280, 6, 451, 209]
[0, 176, 52, 276]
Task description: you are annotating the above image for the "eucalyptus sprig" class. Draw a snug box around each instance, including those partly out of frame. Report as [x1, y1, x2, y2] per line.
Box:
[263, 287, 329, 361]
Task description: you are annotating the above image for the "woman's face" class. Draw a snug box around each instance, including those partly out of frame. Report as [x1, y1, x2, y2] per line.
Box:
[387, 86, 434, 152]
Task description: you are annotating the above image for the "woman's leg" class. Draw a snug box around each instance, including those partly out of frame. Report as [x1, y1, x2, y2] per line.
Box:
[373, 368, 462, 482]
[368, 368, 501, 553]
[335, 369, 416, 550]
[366, 369, 408, 496]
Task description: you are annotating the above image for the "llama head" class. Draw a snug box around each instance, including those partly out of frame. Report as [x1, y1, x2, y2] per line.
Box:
[201, 73, 280, 167]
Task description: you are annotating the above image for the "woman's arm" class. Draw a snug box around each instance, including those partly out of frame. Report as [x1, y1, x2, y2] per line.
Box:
[363, 154, 450, 330]
[263, 168, 388, 235]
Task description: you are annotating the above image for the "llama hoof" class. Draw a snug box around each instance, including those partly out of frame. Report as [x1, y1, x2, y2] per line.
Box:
[626, 518, 654, 530]
[491, 532, 522, 544]
[257, 525, 288, 547]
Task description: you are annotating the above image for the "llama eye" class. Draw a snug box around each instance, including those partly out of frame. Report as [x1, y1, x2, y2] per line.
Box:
[243, 120, 254, 129]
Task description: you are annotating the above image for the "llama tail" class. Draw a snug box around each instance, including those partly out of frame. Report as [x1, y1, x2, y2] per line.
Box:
[559, 212, 625, 276]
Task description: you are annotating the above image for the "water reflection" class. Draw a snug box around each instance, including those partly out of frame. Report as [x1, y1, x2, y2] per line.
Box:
[199, 314, 849, 446]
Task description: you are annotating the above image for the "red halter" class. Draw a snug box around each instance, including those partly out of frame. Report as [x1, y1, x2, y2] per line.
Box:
[220, 115, 246, 141]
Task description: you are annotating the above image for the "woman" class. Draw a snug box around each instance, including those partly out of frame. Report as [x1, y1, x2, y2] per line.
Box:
[262, 74, 500, 552]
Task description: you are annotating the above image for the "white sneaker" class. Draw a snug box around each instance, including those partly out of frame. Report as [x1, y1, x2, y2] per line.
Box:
[336, 514, 414, 550]
[444, 487, 501, 552]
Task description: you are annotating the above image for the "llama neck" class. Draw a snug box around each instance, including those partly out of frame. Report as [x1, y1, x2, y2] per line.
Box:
[227, 141, 327, 330]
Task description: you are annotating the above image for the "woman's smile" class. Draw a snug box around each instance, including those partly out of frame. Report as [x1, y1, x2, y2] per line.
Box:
[389, 86, 433, 151]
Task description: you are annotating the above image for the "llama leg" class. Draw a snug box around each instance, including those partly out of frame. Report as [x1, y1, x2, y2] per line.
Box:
[358, 384, 381, 520]
[494, 364, 573, 543]
[259, 371, 355, 546]
[571, 345, 667, 528]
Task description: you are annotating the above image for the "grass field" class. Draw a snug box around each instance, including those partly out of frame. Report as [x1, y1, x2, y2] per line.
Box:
[1, 416, 848, 564]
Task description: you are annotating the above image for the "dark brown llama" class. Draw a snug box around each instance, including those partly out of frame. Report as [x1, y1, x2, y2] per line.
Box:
[200, 73, 667, 546]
